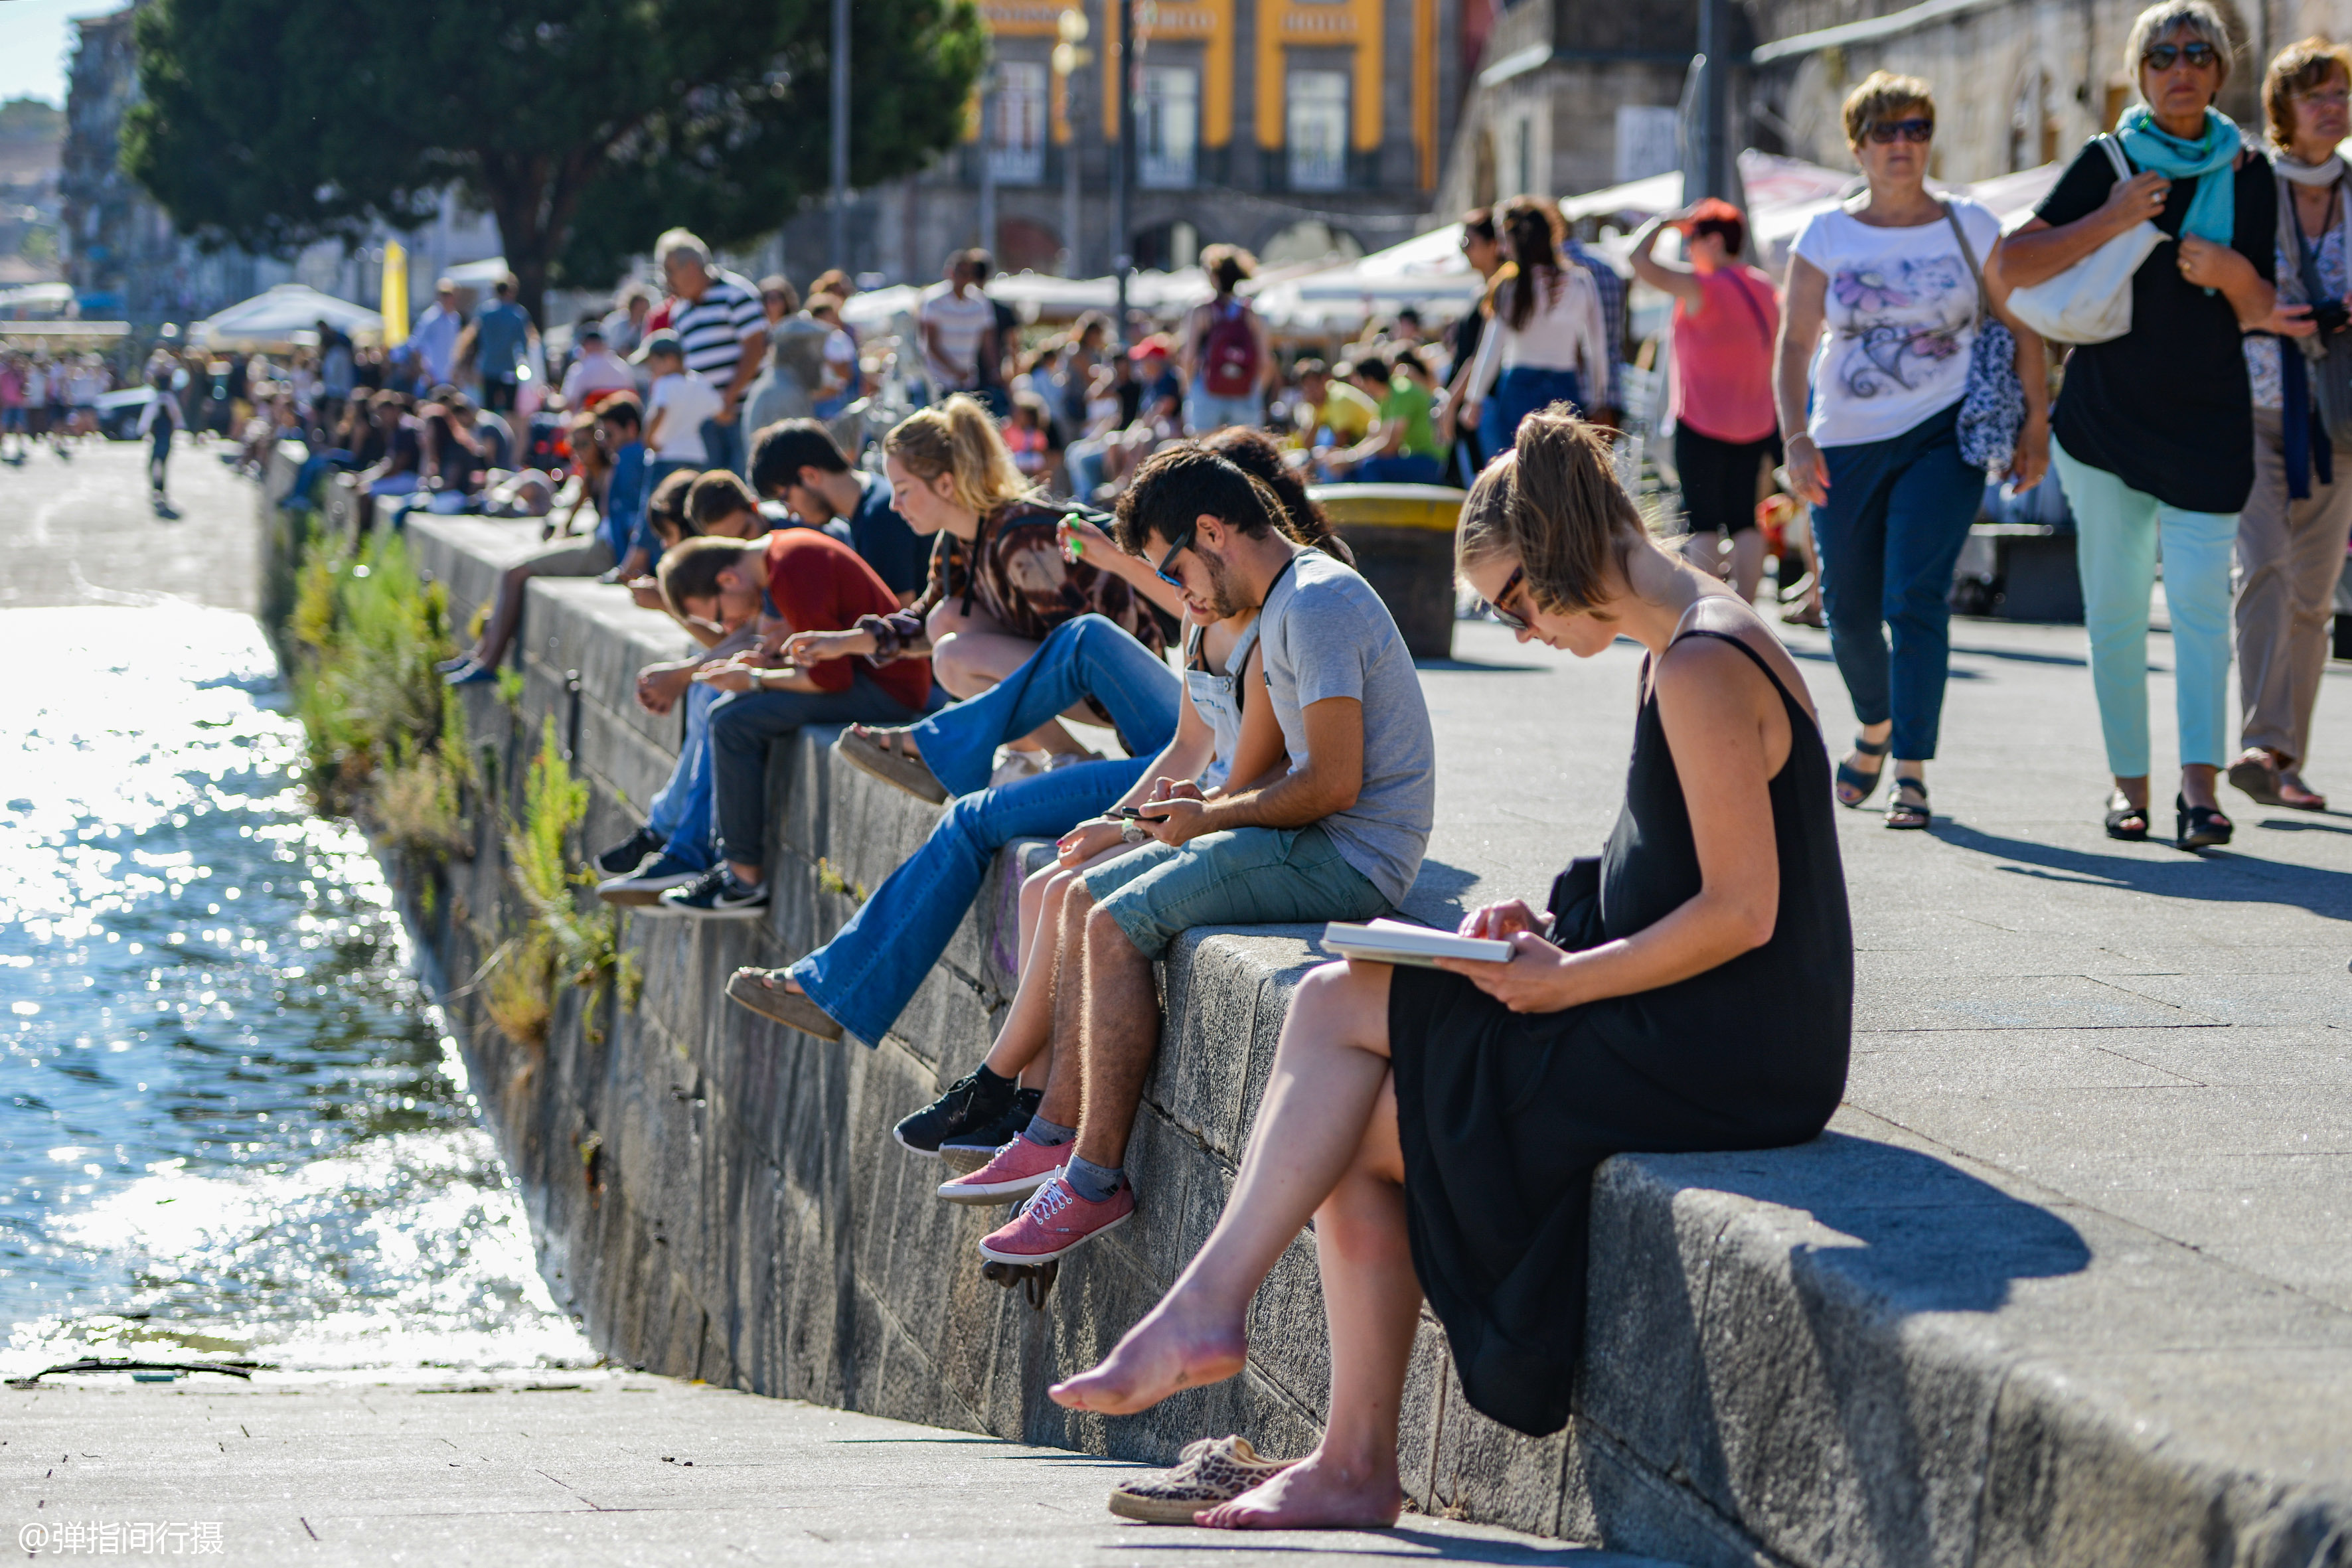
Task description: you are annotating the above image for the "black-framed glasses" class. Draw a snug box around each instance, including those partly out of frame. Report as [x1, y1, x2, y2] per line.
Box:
[1865, 117, 1935, 144]
[1487, 566, 1531, 631]
[2142, 40, 2219, 71]
[1153, 520, 1199, 590]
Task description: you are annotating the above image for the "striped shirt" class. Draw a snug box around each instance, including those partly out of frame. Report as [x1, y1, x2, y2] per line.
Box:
[670, 270, 764, 381]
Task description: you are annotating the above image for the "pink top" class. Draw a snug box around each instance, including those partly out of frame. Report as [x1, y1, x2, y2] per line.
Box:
[1670, 266, 1780, 445]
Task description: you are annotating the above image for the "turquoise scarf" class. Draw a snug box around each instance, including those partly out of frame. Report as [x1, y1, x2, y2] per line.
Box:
[2116, 104, 2241, 248]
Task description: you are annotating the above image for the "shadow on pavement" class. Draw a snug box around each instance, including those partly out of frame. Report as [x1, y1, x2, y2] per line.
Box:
[1926, 820, 2352, 917]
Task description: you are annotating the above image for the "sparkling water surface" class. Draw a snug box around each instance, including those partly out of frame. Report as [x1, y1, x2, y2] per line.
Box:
[0, 605, 593, 1374]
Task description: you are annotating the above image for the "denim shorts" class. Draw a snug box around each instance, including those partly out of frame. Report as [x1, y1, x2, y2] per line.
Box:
[1081, 821, 1388, 959]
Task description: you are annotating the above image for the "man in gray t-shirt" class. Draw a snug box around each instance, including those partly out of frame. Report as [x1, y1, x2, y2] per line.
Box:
[969, 442, 1437, 1271]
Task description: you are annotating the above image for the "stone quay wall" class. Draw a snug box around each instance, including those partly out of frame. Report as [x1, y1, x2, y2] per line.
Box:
[270, 467, 2352, 1568]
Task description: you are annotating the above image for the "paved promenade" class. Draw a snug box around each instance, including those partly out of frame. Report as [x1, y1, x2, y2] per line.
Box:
[0, 435, 260, 613]
[6, 1372, 1658, 1566]
[8, 441, 2351, 1557]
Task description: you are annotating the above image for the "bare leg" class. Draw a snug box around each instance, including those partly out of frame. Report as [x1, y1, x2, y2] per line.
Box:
[1199, 1079, 1415, 1531]
[988, 863, 1087, 1083]
[1729, 526, 1767, 605]
[471, 562, 534, 666]
[1049, 959, 1395, 1414]
[1071, 889, 1161, 1170]
[1033, 886, 1093, 1128]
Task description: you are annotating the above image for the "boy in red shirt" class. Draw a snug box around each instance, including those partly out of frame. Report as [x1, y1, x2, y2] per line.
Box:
[661, 530, 933, 917]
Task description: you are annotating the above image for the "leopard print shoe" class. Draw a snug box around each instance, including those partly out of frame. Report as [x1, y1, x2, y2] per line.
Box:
[1107, 1435, 1296, 1524]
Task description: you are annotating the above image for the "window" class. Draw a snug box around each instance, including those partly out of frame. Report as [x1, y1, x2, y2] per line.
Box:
[990, 60, 1048, 185]
[1287, 70, 1348, 191]
[1139, 66, 1199, 189]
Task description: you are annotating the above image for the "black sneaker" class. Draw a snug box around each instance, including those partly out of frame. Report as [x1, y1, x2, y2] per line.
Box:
[595, 825, 665, 876]
[895, 1068, 1021, 1157]
[659, 866, 768, 920]
[937, 1087, 1044, 1174]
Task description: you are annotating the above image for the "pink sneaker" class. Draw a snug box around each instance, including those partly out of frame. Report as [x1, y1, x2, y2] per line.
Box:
[937, 1135, 1069, 1206]
[976, 1175, 1135, 1265]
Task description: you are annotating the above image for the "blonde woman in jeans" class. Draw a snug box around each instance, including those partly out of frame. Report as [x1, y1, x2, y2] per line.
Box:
[2003, 0, 2313, 848]
[2231, 38, 2352, 813]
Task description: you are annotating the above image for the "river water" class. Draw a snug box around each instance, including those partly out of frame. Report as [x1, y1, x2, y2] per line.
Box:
[0, 604, 593, 1375]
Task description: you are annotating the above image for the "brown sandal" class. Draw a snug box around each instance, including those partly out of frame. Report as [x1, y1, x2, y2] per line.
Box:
[835, 727, 949, 804]
[2227, 751, 2284, 807]
[725, 969, 845, 1042]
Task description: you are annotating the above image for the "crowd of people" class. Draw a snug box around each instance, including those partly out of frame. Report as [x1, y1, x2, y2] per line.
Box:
[183, 0, 2352, 1526]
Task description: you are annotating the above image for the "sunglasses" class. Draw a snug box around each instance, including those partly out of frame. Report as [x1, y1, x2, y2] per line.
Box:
[2142, 40, 2219, 71]
[1488, 565, 1531, 632]
[1153, 520, 1199, 590]
[1865, 117, 1935, 144]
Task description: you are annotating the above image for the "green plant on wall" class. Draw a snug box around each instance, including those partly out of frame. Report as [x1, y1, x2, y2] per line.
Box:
[488, 718, 633, 1048]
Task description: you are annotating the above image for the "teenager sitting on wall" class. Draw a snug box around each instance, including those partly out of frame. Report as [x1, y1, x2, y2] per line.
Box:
[1048, 412, 1852, 1531]
[960, 441, 1435, 1267]
[892, 432, 1339, 1176]
[748, 420, 928, 605]
[593, 538, 769, 902]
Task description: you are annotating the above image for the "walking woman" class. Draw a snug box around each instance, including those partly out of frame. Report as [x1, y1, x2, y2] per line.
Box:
[1045, 411, 1852, 1528]
[1778, 70, 2051, 831]
[1438, 209, 1504, 485]
[2230, 38, 2352, 813]
[1631, 198, 1783, 605]
[2002, 1, 2312, 848]
[1450, 198, 1610, 457]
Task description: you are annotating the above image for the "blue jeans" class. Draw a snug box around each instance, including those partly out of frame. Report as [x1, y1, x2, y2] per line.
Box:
[1185, 379, 1262, 433]
[1353, 453, 1444, 485]
[700, 415, 745, 479]
[910, 613, 1183, 796]
[1812, 404, 1983, 761]
[1065, 436, 1110, 501]
[1480, 366, 1584, 457]
[791, 757, 1152, 1046]
[2051, 437, 2236, 776]
[645, 682, 720, 871]
[710, 670, 925, 872]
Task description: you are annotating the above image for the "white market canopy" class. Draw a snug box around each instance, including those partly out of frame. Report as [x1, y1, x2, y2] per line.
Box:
[191, 283, 384, 349]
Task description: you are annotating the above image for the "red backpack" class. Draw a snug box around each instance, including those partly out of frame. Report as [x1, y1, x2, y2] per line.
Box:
[1199, 299, 1260, 399]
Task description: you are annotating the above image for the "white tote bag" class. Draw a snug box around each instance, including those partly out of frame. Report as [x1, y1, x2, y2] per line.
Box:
[2005, 137, 2166, 346]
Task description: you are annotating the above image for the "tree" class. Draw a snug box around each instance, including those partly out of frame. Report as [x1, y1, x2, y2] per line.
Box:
[121, 0, 988, 323]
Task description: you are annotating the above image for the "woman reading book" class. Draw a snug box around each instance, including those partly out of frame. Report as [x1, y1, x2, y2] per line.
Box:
[1046, 408, 1854, 1529]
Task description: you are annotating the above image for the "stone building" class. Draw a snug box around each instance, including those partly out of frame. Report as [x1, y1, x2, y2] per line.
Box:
[1431, 0, 1701, 217]
[1745, 0, 2352, 188]
[784, 0, 1469, 285]
[58, 1, 275, 325]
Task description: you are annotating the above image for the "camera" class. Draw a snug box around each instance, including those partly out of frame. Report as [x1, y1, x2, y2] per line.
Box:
[2310, 299, 2350, 337]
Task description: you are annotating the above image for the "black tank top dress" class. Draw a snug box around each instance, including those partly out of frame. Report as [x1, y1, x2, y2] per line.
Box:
[1386, 627, 1853, 1437]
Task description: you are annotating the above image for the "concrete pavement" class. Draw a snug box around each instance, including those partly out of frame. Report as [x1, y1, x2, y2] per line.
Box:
[2, 1371, 1671, 1565]
[0, 434, 259, 613]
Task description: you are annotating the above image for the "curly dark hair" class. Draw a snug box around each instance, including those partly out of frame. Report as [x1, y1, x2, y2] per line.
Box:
[1202, 427, 1355, 566]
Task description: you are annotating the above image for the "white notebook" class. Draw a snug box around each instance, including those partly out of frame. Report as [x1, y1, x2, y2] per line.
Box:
[1321, 917, 1514, 968]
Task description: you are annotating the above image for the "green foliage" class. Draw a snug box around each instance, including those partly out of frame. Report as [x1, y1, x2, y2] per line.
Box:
[120, 0, 987, 315]
[494, 719, 631, 1048]
[286, 533, 458, 819]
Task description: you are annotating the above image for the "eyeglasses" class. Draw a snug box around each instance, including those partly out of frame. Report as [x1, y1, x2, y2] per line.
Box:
[1487, 566, 1531, 632]
[1865, 117, 1935, 144]
[2142, 40, 2220, 71]
[1152, 520, 1199, 590]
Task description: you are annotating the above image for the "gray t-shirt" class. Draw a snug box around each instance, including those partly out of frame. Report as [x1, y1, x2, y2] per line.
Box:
[1259, 547, 1435, 907]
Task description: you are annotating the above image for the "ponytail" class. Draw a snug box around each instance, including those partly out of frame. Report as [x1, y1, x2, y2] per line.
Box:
[1457, 408, 1644, 613]
[1483, 196, 1567, 333]
[884, 392, 1034, 516]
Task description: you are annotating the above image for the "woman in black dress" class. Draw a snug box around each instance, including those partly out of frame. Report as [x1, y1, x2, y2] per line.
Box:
[1050, 410, 1854, 1530]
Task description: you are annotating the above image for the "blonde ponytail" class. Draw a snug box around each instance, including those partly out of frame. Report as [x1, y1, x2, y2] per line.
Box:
[1457, 408, 1646, 613]
[885, 393, 1034, 516]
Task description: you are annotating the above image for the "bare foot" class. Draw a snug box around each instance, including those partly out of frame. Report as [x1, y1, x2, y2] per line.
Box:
[1194, 1450, 1403, 1531]
[1048, 1293, 1245, 1415]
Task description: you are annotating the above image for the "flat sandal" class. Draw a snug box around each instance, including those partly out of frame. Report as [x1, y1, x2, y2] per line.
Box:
[1884, 779, 1931, 830]
[1835, 735, 1891, 809]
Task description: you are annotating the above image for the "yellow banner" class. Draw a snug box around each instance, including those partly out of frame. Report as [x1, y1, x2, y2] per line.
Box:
[381, 242, 409, 348]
